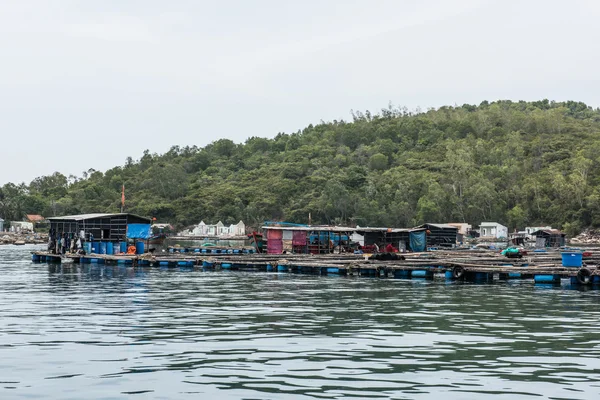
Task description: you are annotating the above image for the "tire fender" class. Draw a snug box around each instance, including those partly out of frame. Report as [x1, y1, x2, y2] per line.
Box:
[577, 268, 592, 285]
[452, 266, 465, 279]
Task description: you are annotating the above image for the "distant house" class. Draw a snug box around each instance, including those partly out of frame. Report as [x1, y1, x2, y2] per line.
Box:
[215, 221, 225, 236]
[416, 223, 458, 247]
[525, 226, 552, 240]
[447, 223, 472, 236]
[183, 220, 246, 237]
[10, 221, 34, 232]
[26, 214, 45, 224]
[354, 227, 415, 252]
[531, 229, 566, 248]
[479, 222, 508, 239]
[48, 213, 152, 242]
[227, 221, 246, 236]
[0, 218, 4, 232]
[191, 221, 207, 236]
[263, 225, 355, 254]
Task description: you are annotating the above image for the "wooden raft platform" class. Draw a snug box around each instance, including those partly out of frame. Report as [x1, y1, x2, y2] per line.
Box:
[30, 250, 600, 286]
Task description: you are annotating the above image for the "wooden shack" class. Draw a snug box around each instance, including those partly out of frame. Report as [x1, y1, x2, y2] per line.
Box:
[47, 213, 152, 242]
[531, 229, 566, 248]
[354, 227, 414, 252]
[416, 223, 458, 248]
[263, 225, 355, 254]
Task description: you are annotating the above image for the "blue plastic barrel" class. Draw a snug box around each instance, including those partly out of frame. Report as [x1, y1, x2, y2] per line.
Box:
[120, 242, 127, 253]
[411, 270, 432, 278]
[535, 274, 561, 283]
[562, 252, 582, 267]
[106, 242, 114, 255]
[99, 242, 106, 254]
[91, 242, 99, 254]
[394, 270, 411, 279]
[83, 242, 92, 254]
[135, 241, 144, 254]
[472, 272, 490, 282]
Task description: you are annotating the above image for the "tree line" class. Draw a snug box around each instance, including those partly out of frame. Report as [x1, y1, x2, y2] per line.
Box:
[2, 99, 600, 237]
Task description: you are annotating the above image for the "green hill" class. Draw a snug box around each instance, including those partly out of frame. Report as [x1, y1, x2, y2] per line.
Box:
[2, 99, 600, 236]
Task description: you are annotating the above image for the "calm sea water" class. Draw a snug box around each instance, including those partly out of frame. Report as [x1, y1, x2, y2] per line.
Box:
[1, 245, 600, 399]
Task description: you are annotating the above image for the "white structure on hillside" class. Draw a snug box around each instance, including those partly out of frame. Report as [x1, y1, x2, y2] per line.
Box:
[10, 221, 34, 232]
[0, 218, 4, 232]
[181, 220, 246, 237]
[479, 222, 508, 239]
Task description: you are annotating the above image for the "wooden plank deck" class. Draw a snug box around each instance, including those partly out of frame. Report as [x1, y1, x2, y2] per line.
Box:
[31, 250, 600, 284]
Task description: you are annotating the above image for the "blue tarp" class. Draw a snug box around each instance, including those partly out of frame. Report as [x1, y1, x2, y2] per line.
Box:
[127, 224, 151, 239]
[410, 231, 426, 252]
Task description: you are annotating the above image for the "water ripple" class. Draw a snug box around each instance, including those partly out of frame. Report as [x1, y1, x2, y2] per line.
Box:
[1, 245, 600, 399]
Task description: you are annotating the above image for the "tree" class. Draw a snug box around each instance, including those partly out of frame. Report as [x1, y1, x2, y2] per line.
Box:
[507, 205, 526, 231]
[369, 153, 388, 171]
[2, 100, 600, 232]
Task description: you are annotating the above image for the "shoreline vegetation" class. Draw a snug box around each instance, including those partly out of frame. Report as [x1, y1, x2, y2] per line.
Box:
[1, 99, 600, 235]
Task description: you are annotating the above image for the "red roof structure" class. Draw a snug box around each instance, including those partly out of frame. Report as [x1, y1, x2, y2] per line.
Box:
[26, 214, 45, 223]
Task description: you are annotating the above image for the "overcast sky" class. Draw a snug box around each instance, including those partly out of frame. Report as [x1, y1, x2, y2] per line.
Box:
[1, 0, 599, 185]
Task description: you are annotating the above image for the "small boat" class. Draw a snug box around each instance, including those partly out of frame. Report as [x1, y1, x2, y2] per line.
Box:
[14, 240, 26, 246]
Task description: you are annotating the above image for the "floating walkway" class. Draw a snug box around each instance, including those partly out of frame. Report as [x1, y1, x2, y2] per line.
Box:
[167, 246, 256, 254]
[30, 250, 600, 286]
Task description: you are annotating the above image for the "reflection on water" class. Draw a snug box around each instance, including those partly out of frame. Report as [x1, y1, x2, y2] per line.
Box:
[1, 245, 600, 399]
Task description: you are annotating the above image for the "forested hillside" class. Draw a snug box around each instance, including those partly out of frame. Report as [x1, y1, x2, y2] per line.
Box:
[2, 100, 600, 235]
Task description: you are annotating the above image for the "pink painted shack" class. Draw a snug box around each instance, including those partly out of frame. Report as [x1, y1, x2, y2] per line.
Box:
[263, 225, 356, 254]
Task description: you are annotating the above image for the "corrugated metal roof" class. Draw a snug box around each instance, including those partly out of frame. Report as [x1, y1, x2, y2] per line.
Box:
[47, 213, 151, 222]
[418, 223, 458, 230]
[531, 229, 565, 236]
[354, 227, 416, 233]
[479, 222, 506, 227]
[262, 225, 356, 232]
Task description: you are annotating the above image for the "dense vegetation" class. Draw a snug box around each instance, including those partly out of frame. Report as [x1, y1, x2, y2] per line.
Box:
[2, 99, 600, 236]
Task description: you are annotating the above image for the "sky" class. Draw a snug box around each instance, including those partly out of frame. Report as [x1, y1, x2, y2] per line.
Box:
[1, 0, 599, 185]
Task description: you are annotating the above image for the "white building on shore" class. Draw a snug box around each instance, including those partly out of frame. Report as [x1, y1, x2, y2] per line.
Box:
[479, 222, 508, 239]
[180, 220, 246, 237]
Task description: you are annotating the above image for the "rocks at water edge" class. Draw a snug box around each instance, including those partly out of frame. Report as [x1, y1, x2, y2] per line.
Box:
[0, 233, 47, 245]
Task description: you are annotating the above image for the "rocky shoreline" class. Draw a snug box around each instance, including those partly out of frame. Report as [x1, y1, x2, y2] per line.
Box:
[569, 229, 600, 245]
[0, 232, 48, 245]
